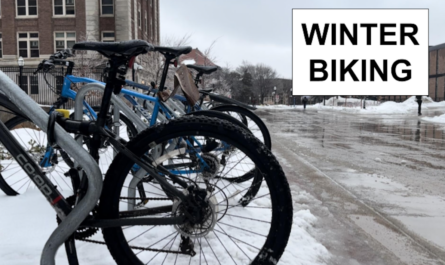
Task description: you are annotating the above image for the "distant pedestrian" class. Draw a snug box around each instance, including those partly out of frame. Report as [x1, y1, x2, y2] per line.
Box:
[416, 96, 422, 116]
[302, 96, 308, 110]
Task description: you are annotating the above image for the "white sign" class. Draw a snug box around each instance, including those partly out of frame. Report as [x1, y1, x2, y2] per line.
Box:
[292, 9, 428, 95]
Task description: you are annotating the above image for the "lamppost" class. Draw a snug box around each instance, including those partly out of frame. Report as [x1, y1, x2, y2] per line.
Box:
[18, 56, 24, 91]
[289, 88, 292, 106]
[273, 86, 277, 104]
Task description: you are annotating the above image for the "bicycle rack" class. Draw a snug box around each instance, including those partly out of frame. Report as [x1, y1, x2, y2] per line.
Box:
[0, 71, 103, 265]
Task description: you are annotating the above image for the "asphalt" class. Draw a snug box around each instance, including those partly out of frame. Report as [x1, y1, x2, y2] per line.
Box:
[257, 106, 445, 265]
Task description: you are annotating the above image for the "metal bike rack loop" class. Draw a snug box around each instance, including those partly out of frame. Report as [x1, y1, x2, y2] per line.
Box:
[0, 71, 102, 265]
[74, 83, 148, 132]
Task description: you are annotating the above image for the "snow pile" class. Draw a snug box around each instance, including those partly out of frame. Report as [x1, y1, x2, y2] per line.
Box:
[256, 104, 296, 109]
[280, 200, 330, 264]
[364, 96, 420, 114]
[182, 59, 196, 65]
[423, 113, 445, 124]
[313, 96, 445, 115]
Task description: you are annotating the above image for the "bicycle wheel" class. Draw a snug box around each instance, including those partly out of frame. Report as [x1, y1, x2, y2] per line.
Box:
[98, 116, 293, 265]
[0, 111, 137, 195]
[0, 115, 74, 195]
[211, 105, 272, 149]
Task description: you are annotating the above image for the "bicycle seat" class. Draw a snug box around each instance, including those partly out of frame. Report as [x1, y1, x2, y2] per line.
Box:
[199, 88, 213, 94]
[154, 46, 192, 57]
[186, 65, 218, 75]
[72, 40, 154, 58]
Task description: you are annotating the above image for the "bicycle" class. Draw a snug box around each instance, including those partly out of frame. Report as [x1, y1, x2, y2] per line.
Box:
[131, 64, 272, 150]
[0, 49, 255, 195]
[0, 40, 292, 264]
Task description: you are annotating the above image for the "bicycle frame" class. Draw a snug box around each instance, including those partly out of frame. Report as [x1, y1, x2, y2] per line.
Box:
[55, 75, 210, 168]
[59, 75, 173, 126]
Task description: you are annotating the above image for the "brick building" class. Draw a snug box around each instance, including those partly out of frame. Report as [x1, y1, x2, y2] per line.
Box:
[0, 0, 160, 67]
[429, 43, 445, 102]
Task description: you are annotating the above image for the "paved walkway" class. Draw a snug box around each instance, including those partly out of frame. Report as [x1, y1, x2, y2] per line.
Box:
[258, 107, 445, 265]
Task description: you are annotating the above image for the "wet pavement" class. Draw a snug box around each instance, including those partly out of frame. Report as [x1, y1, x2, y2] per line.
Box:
[257, 107, 445, 265]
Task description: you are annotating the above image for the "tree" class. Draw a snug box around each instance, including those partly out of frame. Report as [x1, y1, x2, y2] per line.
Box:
[71, 33, 107, 90]
[139, 33, 192, 89]
[236, 62, 278, 104]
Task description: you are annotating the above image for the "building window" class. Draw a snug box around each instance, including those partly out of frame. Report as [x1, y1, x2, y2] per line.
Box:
[138, 3, 141, 28]
[0, 33, 2, 58]
[17, 0, 37, 17]
[101, 0, 113, 15]
[18, 33, 39, 58]
[102, 32, 115, 42]
[54, 32, 76, 52]
[54, 0, 75, 16]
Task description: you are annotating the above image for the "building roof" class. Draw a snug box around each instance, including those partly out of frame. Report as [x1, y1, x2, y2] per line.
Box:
[429, 42, 445, 51]
[179, 48, 217, 67]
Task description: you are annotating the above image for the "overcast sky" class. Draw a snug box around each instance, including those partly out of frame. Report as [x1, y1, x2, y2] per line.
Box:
[160, 1, 444, 79]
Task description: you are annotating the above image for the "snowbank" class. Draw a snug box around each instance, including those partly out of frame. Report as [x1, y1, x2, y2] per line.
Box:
[423, 113, 445, 124]
[257, 96, 445, 116]
[256, 104, 297, 110]
[280, 208, 330, 264]
[314, 96, 445, 115]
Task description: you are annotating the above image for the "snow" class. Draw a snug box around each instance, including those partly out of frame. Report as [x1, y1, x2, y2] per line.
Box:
[183, 59, 196, 65]
[0, 189, 331, 264]
[256, 104, 296, 110]
[257, 96, 445, 116]
[313, 96, 444, 114]
[280, 208, 329, 265]
[423, 113, 445, 124]
[0, 129, 330, 264]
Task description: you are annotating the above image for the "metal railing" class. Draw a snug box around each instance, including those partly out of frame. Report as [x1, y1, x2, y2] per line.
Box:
[0, 67, 105, 109]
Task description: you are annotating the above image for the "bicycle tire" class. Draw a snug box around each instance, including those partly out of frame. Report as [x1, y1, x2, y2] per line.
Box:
[0, 111, 137, 195]
[0, 115, 74, 195]
[211, 104, 272, 149]
[98, 115, 293, 265]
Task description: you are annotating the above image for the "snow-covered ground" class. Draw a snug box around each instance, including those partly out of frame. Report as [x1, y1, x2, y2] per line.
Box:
[423, 113, 445, 124]
[258, 97, 445, 130]
[0, 189, 330, 265]
[0, 127, 329, 264]
[258, 96, 445, 116]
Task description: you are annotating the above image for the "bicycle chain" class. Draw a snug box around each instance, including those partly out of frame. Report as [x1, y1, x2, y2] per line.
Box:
[76, 196, 192, 255]
[119, 196, 173, 201]
[79, 238, 190, 255]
